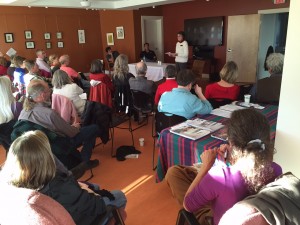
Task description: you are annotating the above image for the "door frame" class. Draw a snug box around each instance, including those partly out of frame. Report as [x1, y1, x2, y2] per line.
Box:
[141, 16, 164, 62]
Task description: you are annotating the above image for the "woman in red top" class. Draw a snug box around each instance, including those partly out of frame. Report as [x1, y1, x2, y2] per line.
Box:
[205, 61, 240, 100]
[89, 59, 114, 95]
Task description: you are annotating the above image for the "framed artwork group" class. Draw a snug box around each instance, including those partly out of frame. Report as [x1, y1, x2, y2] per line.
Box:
[106, 26, 125, 46]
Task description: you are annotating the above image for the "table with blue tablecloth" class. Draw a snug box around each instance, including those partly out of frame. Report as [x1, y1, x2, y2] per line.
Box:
[155, 105, 278, 182]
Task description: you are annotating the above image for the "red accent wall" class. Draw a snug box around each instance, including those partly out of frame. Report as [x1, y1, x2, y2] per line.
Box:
[162, 0, 290, 72]
[0, 7, 102, 72]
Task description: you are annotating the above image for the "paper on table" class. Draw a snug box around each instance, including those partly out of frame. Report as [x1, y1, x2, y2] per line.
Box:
[210, 108, 232, 118]
[6, 48, 17, 57]
[219, 104, 244, 112]
[79, 93, 87, 100]
[186, 118, 224, 132]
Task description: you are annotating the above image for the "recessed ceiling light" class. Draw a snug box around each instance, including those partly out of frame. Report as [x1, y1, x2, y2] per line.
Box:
[152, 5, 155, 8]
[28, 5, 31, 8]
[45, 6, 48, 8]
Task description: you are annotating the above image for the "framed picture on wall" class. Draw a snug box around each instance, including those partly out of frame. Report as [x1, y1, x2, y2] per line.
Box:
[4, 33, 14, 43]
[26, 41, 35, 49]
[57, 41, 64, 48]
[46, 42, 51, 49]
[24, 30, 32, 39]
[56, 32, 62, 39]
[44, 33, 51, 40]
[78, 30, 85, 44]
[106, 33, 114, 46]
[116, 26, 124, 39]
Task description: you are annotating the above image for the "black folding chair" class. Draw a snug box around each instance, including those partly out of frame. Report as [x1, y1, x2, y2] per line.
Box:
[176, 209, 200, 225]
[131, 90, 154, 129]
[152, 111, 186, 170]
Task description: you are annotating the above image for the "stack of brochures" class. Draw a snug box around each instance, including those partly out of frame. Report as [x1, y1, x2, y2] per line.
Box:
[170, 118, 224, 140]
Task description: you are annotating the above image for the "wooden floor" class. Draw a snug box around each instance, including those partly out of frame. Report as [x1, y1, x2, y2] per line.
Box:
[0, 116, 181, 225]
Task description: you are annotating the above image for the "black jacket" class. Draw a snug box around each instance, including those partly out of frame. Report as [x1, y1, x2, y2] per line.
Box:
[81, 101, 111, 144]
[40, 173, 106, 225]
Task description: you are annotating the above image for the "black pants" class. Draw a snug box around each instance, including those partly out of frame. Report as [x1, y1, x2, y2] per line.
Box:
[176, 62, 187, 72]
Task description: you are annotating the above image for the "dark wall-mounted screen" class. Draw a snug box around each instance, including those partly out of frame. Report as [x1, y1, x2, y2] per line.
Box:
[184, 16, 224, 46]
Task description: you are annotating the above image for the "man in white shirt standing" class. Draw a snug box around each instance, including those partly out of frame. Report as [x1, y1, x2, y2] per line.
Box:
[166, 31, 189, 72]
[35, 49, 51, 78]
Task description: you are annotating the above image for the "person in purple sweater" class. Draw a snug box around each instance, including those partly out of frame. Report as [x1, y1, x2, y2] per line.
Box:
[166, 108, 282, 225]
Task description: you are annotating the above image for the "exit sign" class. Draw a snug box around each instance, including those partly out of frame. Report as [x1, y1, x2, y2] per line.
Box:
[274, 0, 285, 4]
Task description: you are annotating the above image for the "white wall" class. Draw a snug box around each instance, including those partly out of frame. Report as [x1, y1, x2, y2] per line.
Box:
[274, 0, 300, 177]
[257, 14, 276, 79]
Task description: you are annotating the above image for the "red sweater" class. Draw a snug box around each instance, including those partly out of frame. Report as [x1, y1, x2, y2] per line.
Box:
[89, 73, 114, 94]
[154, 78, 178, 105]
[205, 82, 240, 100]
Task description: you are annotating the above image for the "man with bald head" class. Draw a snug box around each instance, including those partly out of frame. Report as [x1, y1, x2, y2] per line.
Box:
[129, 61, 154, 95]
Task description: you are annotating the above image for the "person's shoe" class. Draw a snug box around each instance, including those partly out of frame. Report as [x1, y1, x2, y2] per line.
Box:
[70, 162, 87, 180]
[85, 159, 100, 170]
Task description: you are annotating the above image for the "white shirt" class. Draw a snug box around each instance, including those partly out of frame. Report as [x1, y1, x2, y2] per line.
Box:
[53, 83, 86, 115]
[24, 73, 35, 88]
[36, 58, 51, 73]
[175, 40, 189, 63]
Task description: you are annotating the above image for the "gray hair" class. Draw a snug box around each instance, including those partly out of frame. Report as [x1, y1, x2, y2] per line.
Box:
[52, 70, 72, 89]
[165, 65, 176, 78]
[135, 62, 147, 76]
[24, 80, 47, 111]
[59, 55, 70, 65]
[266, 53, 284, 74]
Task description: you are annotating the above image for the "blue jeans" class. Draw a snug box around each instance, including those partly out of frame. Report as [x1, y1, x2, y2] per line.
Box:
[101, 190, 127, 225]
[70, 124, 99, 162]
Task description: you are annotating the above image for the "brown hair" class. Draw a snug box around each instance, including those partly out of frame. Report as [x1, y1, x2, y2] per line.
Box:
[90, 59, 103, 74]
[13, 56, 25, 68]
[227, 108, 275, 193]
[0, 130, 56, 190]
[219, 61, 238, 84]
[176, 69, 195, 86]
[0, 56, 7, 67]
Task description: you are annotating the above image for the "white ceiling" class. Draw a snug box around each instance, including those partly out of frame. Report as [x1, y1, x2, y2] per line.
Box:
[0, 0, 193, 10]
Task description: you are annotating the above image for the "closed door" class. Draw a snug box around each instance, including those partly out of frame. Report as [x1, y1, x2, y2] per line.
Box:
[227, 14, 260, 83]
[142, 16, 164, 62]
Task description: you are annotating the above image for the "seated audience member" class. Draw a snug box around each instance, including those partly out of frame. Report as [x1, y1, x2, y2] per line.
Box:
[7, 55, 16, 81]
[250, 53, 284, 103]
[112, 54, 134, 112]
[13, 55, 26, 96]
[0, 76, 23, 151]
[0, 130, 127, 225]
[158, 69, 212, 119]
[89, 59, 114, 95]
[35, 49, 51, 78]
[154, 65, 177, 105]
[140, 43, 157, 62]
[59, 54, 90, 89]
[52, 70, 86, 116]
[129, 61, 154, 95]
[23, 60, 51, 89]
[18, 79, 99, 169]
[166, 108, 282, 225]
[205, 61, 240, 100]
[105, 47, 119, 71]
[48, 54, 60, 74]
[0, 56, 8, 76]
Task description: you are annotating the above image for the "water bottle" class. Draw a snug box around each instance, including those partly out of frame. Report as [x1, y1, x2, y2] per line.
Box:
[143, 55, 146, 62]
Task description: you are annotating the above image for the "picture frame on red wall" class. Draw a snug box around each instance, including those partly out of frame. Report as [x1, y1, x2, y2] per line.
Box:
[4, 33, 14, 43]
[26, 41, 35, 49]
[24, 30, 32, 40]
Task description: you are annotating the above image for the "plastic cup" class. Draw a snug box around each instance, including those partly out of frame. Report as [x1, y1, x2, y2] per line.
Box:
[139, 138, 145, 147]
[157, 61, 162, 65]
[244, 94, 251, 105]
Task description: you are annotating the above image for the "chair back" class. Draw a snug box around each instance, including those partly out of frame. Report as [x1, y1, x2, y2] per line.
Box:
[89, 82, 112, 108]
[155, 111, 186, 133]
[0, 120, 16, 152]
[131, 90, 153, 112]
[191, 60, 205, 79]
[51, 94, 80, 125]
[256, 76, 282, 105]
[207, 98, 233, 109]
[0, 185, 75, 225]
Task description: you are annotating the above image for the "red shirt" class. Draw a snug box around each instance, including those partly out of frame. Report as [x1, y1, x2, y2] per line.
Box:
[60, 65, 79, 79]
[0, 65, 8, 76]
[89, 73, 114, 94]
[205, 82, 240, 100]
[154, 78, 178, 105]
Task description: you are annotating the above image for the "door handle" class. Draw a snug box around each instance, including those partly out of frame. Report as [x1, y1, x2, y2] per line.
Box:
[227, 49, 232, 52]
